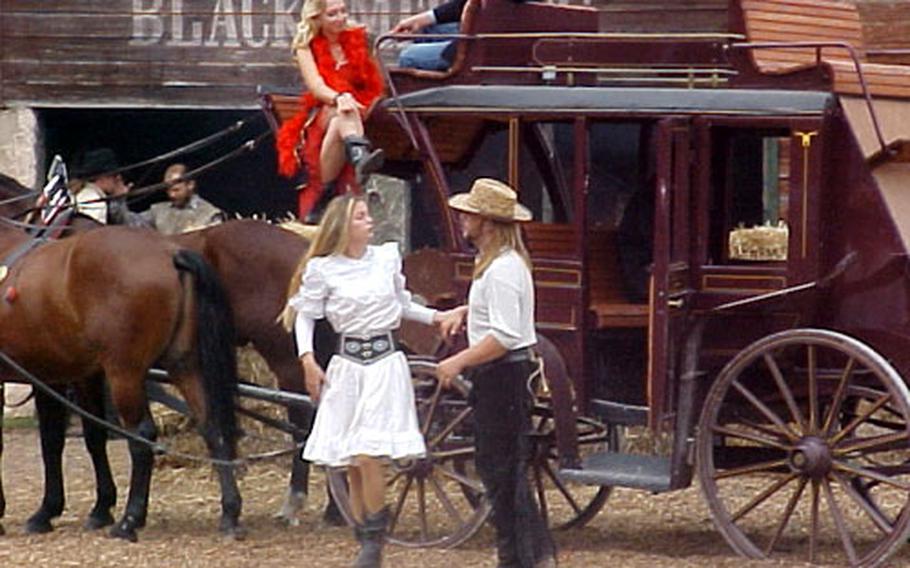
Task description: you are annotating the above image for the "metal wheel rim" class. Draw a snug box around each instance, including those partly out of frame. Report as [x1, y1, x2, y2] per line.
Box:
[697, 328, 910, 567]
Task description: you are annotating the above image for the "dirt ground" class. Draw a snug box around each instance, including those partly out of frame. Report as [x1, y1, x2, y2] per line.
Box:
[1, 427, 908, 568]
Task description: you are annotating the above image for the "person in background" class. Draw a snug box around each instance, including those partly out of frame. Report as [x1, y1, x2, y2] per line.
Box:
[436, 178, 557, 568]
[392, 0, 527, 71]
[283, 193, 461, 567]
[277, 0, 385, 221]
[68, 148, 133, 225]
[145, 163, 224, 235]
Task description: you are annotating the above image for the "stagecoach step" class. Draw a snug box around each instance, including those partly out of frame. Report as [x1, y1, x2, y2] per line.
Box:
[559, 452, 672, 493]
[588, 398, 649, 426]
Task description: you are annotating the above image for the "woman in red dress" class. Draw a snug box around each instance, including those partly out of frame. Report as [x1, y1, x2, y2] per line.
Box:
[277, 0, 385, 220]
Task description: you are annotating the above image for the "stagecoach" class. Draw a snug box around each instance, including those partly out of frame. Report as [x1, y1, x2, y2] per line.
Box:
[259, 0, 910, 565]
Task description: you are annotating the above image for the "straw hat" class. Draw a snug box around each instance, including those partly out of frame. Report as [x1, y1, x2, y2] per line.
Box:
[447, 178, 532, 222]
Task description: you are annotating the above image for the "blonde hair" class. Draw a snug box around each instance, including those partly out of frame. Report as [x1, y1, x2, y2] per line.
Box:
[280, 194, 364, 329]
[474, 219, 532, 279]
[292, 0, 324, 50]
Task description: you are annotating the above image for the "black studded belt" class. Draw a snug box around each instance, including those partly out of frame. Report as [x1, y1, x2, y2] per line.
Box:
[337, 332, 397, 365]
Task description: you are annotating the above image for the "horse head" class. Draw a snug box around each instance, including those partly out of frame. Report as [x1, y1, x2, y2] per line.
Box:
[0, 173, 37, 220]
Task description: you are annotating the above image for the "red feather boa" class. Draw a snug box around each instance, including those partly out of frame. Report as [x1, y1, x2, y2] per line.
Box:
[276, 26, 383, 179]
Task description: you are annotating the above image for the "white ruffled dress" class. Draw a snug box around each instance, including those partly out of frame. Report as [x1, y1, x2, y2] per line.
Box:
[290, 243, 432, 467]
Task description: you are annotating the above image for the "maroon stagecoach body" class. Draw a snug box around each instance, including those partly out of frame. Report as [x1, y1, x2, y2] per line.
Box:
[264, 0, 910, 565]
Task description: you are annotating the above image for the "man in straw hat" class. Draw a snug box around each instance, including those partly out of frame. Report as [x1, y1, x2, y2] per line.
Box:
[437, 178, 556, 567]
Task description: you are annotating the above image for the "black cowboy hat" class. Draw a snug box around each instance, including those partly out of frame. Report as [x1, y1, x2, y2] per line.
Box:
[71, 148, 119, 180]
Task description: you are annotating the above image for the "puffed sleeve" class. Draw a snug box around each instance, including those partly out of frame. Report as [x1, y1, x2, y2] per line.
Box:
[381, 243, 437, 325]
[287, 259, 327, 320]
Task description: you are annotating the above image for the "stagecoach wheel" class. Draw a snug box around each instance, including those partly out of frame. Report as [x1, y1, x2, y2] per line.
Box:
[697, 329, 910, 567]
[327, 358, 490, 548]
[528, 402, 614, 531]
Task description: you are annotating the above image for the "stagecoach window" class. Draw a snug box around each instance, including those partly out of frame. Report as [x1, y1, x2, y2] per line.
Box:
[443, 120, 574, 224]
[709, 128, 790, 264]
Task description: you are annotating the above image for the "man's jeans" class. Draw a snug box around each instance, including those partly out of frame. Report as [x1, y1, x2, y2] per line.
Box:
[398, 22, 460, 71]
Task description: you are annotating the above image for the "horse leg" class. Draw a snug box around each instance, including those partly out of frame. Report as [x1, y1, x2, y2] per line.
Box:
[77, 379, 117, 530]
[106, 376, 156, 543]
[252, 335, 314, 527]
[26, 387, 68, 534]
[170, 369, 244, 539]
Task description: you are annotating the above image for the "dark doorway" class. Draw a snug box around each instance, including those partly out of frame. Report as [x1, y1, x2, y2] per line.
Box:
[38, 108, 297, 217]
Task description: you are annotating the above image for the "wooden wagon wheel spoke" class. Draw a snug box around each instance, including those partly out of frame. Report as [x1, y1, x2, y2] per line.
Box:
[831, 471, 895, 535]
[821, 476, 859, 565]
[437, 464, 486, 495]
[731, 380, 800, 442]
[387, 474, 414, 536]
[540, 459, 584, 516]
[765, 477, 808, 555]
[714, 458, 789, 480]
[427, 407, 472, 450]
[833, 461, 910, 492]
[740, 419, 798, 444]
[427, 471, 463, 526]
[829, 393, 892, 445]
[806, 345, 819, 435]
[533, 457, 549, 527]
[420, 381, 444, 437]
[763, 353, 807, 434]
[417, 477, 429, 542]
[711, 424, 792, 452]
[808, 479, 820, 564]
[731, 473, 798, 522]
[822, 357, 856, 437]
[833, 430, 910, 457]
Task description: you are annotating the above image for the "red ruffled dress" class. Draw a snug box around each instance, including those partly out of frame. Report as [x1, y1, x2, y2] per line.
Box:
[276, 27, 384, 219]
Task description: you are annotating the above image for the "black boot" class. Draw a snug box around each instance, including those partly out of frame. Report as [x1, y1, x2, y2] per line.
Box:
[353, 507, 388, 568]
[343, 136, 384, 185]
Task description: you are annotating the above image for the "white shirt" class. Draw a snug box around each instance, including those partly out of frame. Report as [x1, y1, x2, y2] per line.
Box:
[290, 242, 436, 355]
[72, 182, 107, 224]
[467, 248, 536, 350]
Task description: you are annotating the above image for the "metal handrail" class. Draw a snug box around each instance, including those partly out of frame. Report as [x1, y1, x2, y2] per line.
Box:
[729, 41, 890, 156]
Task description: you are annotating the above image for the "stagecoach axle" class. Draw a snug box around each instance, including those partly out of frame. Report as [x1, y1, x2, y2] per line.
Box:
[787, 436, 832, 479]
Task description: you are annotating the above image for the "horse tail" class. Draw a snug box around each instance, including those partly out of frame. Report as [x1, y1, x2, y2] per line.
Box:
[172, 250, 238, 457]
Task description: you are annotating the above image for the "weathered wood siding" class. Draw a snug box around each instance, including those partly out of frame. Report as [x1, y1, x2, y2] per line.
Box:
[0, 0, 728, 109]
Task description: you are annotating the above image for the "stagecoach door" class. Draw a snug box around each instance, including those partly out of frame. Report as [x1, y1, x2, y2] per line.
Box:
[648, 118, 693, 429]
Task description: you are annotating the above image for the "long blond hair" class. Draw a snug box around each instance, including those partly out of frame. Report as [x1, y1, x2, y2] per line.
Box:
[292, 0, 326, 51]
[474, 219, 532, 279]
[280, 194, 363, 329]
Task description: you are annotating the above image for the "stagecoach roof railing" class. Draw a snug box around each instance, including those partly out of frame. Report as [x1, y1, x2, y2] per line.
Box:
[729, 41, 889, 158]
[376, 31, 747, 151]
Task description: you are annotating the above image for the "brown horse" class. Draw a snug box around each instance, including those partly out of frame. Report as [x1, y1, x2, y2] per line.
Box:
[0, 174, 340, 526]
[0, 175, 242, 541]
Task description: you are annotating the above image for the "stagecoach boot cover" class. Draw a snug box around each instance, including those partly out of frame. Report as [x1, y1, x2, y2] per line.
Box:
[291, 243, 432, 466]
[276, 26, 384, 220]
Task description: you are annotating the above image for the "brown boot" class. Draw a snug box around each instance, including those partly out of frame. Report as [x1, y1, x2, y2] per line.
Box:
[353, 507, 388, 568]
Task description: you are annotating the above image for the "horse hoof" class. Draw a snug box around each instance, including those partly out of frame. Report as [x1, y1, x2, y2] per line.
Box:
[322, 505, 346, 527]
[25, 518, 54, 534]
[222, 524, 246, 541]
[109, 520, 138, 543]
[84, 512, 115, 530]
[275, 490, 306, 527]
[0, 523, 5, 536]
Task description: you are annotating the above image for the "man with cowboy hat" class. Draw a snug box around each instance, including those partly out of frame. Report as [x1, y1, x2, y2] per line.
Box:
[437, 178, 556, 568]
[69, 148, 145, 226]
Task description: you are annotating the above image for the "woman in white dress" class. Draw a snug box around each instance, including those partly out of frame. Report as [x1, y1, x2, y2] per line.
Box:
[282, 193, 455, 567]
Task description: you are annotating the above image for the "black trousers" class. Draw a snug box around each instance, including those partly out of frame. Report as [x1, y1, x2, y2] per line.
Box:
[469, 357, 555, 567]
